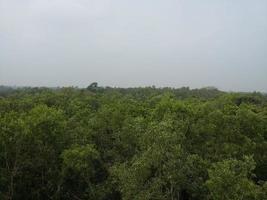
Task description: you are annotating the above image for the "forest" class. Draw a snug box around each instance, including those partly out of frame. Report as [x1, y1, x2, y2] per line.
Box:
[0, 84, 266, 200]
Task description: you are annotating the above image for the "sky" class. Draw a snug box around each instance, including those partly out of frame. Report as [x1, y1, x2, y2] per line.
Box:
[0, 0, 267, 92]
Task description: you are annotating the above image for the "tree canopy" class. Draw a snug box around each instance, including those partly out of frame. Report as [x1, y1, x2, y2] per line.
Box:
[0, 85, 266, 199]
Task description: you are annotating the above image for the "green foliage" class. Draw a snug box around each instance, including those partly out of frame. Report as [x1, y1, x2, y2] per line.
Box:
[206, 156, 264, 200]
[59, 145, 106, 199]
[0, 86, 266, 199]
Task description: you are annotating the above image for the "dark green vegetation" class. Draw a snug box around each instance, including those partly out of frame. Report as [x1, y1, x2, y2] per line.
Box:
[0, 85, 266, 200]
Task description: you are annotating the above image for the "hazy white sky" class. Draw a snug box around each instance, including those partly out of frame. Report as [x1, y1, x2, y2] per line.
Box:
[0, 0, 267, 92]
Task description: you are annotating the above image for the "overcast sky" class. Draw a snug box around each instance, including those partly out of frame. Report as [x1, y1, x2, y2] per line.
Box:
[0, 0, 267, 92]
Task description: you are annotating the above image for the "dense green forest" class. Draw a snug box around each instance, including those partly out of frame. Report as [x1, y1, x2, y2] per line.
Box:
[0, 85, 266, 200]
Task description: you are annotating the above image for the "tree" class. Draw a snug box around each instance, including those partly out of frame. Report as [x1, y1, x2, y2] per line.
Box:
[205, 156, 263, 200]
[60, 144, 106, 199]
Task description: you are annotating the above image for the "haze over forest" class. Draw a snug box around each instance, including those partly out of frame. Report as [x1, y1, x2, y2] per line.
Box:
[1, 1, 267, 199]
[1, 0, 267, 92]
